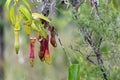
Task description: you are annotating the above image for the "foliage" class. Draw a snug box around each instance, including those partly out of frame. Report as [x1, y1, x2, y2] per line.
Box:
[5, 0, 120, 80]
[5, 0, 57, 66]
[68, 64, 80, 80]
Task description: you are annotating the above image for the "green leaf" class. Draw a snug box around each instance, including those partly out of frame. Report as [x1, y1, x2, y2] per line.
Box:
[31, 20, 47, 38]
[68, 64, 80, 80]
[35, 20, 47, 38]
[31, 20, 39, 32]
[5, 0, 12, 9]
[32, 13, 51, 22]
[9, 5, 15, 25]
[18, 5, 32, 23]
[22, 0, 31, 10]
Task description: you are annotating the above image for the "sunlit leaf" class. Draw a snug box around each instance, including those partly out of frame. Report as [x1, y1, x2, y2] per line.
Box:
[5, 0, 12, 9]
[18, 5, 32, 23]
[32, 20, 47, 38]
[32, 13, 51, 22]
[9, 5, 15, 25]
[31, 20, 39, 32]
[22, 0, 31, 10]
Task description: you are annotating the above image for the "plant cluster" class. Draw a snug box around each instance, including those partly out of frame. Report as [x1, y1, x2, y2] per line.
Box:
[5, 0, 57, 66]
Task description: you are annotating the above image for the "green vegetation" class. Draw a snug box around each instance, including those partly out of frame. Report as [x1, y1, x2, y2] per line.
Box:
[3, 0, 120, 80]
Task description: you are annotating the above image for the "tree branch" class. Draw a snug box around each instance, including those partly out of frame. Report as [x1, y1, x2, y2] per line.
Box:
[86, 54, 96, 65]
[80, 27, 108, 80]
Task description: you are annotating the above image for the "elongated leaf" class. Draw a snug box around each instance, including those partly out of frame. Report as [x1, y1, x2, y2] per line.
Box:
[5, 0, 12, 9]
[38, 21, 47, 38]
[9, 5, 15, 25]
[31, 20, 39, 32]
[68, 64, 80, 80]
[22, 0, 31, 10]
[31, 20, 47, 38]
[35, 20, 47, 38]
[18, 5, 32, 23]
[32, 13, 51, 22]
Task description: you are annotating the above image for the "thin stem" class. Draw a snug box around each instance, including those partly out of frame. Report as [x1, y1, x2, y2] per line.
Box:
[55, 29, 72, 66]
[86, 54, 96, 65]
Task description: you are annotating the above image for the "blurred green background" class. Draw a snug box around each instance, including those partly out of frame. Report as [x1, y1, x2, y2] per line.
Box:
[0, 0, 120, 80]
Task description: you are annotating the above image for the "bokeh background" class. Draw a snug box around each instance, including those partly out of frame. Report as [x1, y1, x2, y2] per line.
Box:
[0, 0, 120, 80]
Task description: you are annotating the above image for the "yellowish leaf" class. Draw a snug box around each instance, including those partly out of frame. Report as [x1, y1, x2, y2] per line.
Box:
[22, 0, 31, 11]
[18, 5, 32, 23]
[5, 0, 12, 10]
[14, 15, 21, 30]
[32, 13, 51, 23]
[9, 5, 15, 25]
